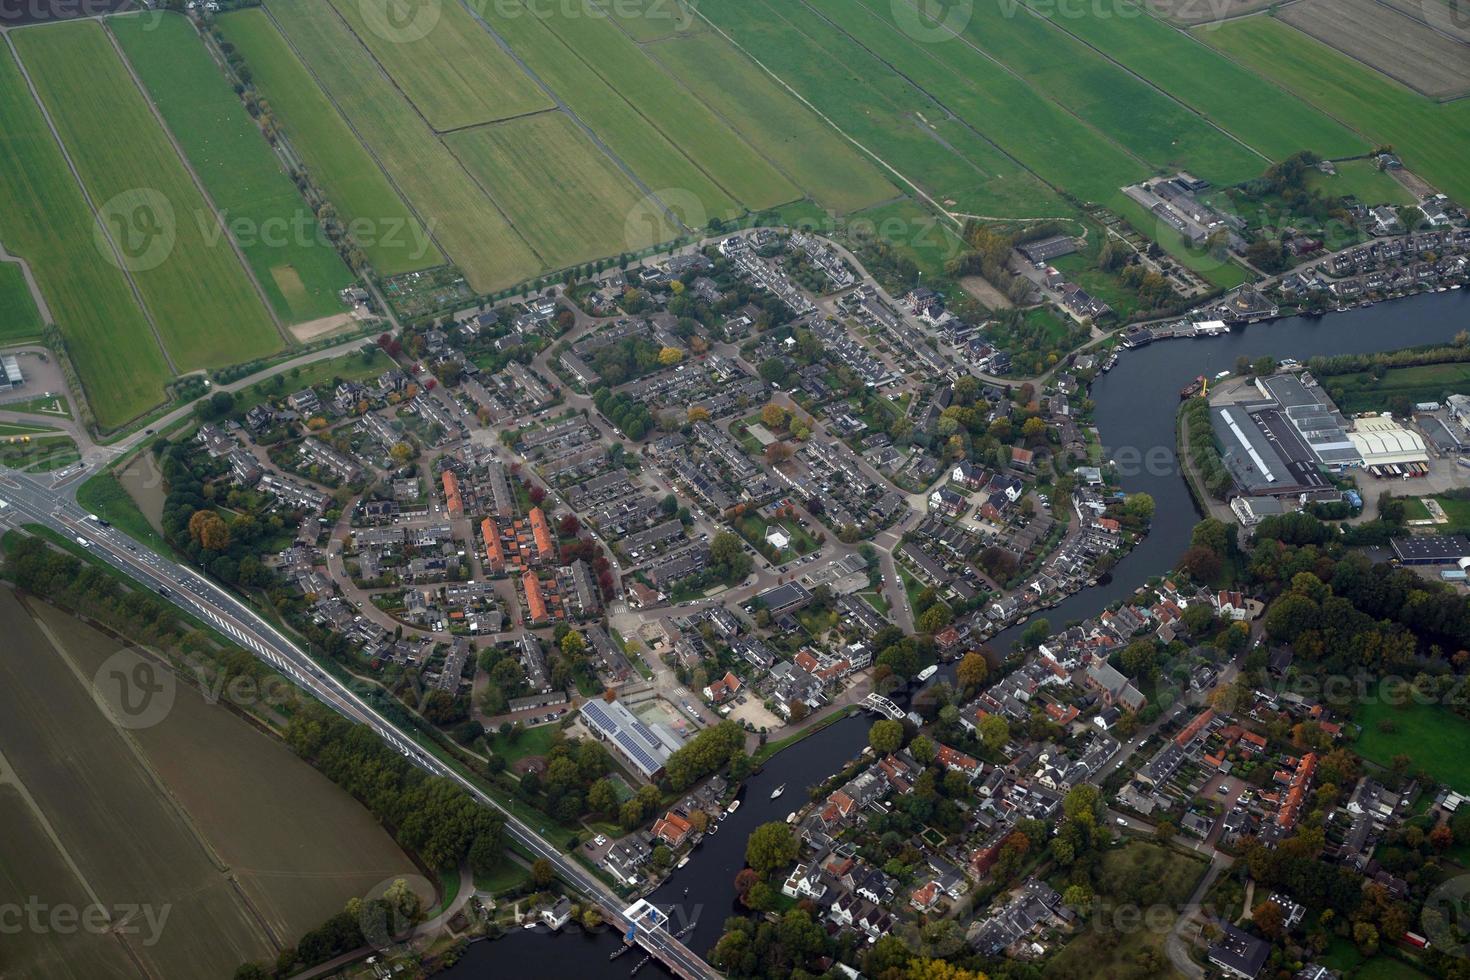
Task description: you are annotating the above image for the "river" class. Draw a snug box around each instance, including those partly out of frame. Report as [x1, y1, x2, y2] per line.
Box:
[444, 289, 1470, 977]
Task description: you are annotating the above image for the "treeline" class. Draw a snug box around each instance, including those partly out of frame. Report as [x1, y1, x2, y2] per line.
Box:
[1308, 337, 1470, 377]
[948, 219, 1072, 307]
[1249, 516, 1470, 665]
[1180, 397, 1232, 500]
[592, 388, 654, 441]
[285, 702, 504, 873]
[664, 719, 745, 791]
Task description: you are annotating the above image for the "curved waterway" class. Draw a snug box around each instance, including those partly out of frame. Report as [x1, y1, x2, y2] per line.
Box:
[445, 289, 1470, 977]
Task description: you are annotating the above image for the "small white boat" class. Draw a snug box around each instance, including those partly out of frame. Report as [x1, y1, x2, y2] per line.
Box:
[916, 665, 938, 682]
[676, 856, 690, 868]
[786, 812, 797, 824]
[770, 784, 786, 800]
[727, 799, 741, 814]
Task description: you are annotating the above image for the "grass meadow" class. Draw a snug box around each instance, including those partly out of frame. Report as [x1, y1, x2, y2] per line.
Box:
[14, 22, 282, 372]
[264, 0, 542, 291]
[1017, 0, 1367, 162]
[480, 0, 742, 222]
[0, 262, 42, 343]
[328, 0, 551, 131]
[1200, 15, 1470, 206]
[111, 11, 354, 324]
[1324, 362, 1470, 414]
[695, 0, 1063, 218]
[217, 9, 443, 276]
[644, 29, 898, 215]
[0, 45, 171, 426]
[1305, 159, 1415, 207]
[517, 2, 800, 210]
[446, 113, 654, 267]
[1355, 682, 1470, 792]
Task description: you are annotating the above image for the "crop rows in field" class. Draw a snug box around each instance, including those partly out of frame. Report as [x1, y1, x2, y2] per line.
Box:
[216, 8, 443, 277]
[446, 113, 656, 269]
[329, 0, 552, 130]
[1278, 0, 1470, 100]
[14, 22, 282, 373]
[264, 0, 542, 292]
[0, 42, 171, 426]
[111, 11, 354, 324]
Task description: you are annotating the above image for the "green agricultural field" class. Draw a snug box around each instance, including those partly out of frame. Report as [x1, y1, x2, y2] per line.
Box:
[876, 0, 1265, 187]
[0, 46, 171, 426]
[478, 0, 741, 226]
[0, 262, 42, 343]
[1323, 361, 1470, 414]
[14, 22, 282, 372]
[1305, 159, 1414, 207]
[111, 12, 353, 324]
[216, 9, 442, 276]
[643, 29, 897, 215]
[803, 0, 1148, 203]
[1016, 0, 1366, 163]
[446, 113, 654, 269]
[327, 0, 551, 130]
[695, 0, 1063, 218]
[516, 3, 798, 210]
[1200, 15, 1470, 206]
[264, 0, 541, 291]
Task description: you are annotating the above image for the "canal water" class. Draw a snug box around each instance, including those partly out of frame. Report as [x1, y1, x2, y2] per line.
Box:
[445, 289, 1470, 977]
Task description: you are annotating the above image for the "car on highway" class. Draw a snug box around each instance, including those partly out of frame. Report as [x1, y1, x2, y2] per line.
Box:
[1116, 817, 1128, 826]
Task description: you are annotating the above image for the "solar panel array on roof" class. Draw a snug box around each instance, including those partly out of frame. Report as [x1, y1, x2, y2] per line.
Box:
[580, 698, 680, 777]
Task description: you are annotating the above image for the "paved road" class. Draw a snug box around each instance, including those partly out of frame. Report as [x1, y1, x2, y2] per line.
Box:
[0, 464, 717, 980]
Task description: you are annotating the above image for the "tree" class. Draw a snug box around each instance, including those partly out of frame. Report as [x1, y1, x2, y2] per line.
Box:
[188, 510, 230, 551]
[531, 857, 555, 888]
[1252, 900, 1285, 940]
[560, 631, 586, 658]
[746, 821, 798, 875]
[956, 652, 989, 692]
[869, 719, 904, 755]
[978, 714, 1009, 753]
[1021, 416, 1047, 443]
[390, 441, 414, 465]
[909, 735, 937, 765]
[658, 346, 683, 366]
[587, 778, 618, 814]
[760, 402, 788, 430]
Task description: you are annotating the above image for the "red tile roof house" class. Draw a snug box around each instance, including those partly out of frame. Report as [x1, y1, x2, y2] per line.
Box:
[703, 671, 742, 704]
[910, 880, 941, 912]
[652, 811, 693, 847]
[936, 744, 982, 779]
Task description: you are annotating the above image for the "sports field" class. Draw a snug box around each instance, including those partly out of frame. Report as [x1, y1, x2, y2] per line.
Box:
[514, 2, 798, 210]
[216, 8, 442, 277]
[642, 29, 897, 215]
[692, 0, 1063, 218]
[327, 0, 551, 131]
[446, 113, 654, 268]
[0, 262, 43, 343]
[264, 0, 541, 291]
[111, 11, 353, 324]
[1014, 0, 1367, 162]
[0, 45, 171, 426]
[1199, 15, 1470, 206]
[14, 22, 282, 372]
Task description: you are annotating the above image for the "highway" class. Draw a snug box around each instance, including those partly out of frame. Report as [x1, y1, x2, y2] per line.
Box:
[0, 463, 715, 980]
